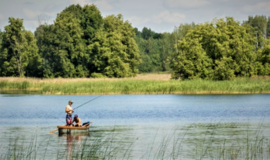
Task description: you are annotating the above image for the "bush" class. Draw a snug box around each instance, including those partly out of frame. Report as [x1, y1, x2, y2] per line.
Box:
[91, 73, 107, 78]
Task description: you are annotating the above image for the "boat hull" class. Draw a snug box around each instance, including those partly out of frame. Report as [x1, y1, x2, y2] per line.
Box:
[57, 122, 92, 134]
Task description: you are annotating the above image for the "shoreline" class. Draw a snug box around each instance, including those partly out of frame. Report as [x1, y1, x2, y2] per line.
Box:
[1, 75, 270, 95]
[1, 89, 270, 95]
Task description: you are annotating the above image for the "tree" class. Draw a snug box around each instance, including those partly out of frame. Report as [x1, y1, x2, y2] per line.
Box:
[88, 14, 140, 77]
[141, 27, 155, 40]
[35, 12, 86, 78]
[0, 29, 2, 44]
[62, 4, 103, 45]
[0, 29, 2, 52]
[171, 17, 257, 80]
[267, 17, 270, 38]
[0, 18, 41, 77]
[160, 32, 174, 71]
[258, 39, 270, 75]
[171, 39, 213, 80]
[36, 4, 105, 78]
[244, 15, 267, 49]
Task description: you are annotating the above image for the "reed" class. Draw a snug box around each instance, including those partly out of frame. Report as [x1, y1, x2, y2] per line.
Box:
[2, 122, 270, 159]
[0, 129, 135, 160]
[138, 122, 270, 160]
[0, 75, 270, 94]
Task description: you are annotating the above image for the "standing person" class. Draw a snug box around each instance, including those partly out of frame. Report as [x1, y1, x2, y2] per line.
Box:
[65, 100, 74, 126]
[73, 114, 82, 127]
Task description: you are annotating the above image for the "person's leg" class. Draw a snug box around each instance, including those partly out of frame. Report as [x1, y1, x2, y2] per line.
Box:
[66, 114, 72, 126]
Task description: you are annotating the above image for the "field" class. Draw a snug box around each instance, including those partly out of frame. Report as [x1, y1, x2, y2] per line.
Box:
[0, 74, 270, 95]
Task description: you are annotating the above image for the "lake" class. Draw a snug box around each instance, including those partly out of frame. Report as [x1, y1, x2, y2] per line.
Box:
[1, 93, 270, 159]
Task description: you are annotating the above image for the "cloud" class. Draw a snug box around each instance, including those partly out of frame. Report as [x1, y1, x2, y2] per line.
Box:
[23, 9, 41, 19]
[94, 0, 113, 10]
[128, 11, 185, 27]
[153, 11, 186, 24]
[23, 1, 34, 5]
[69, 0, 89, 6]
[128, 16, 149, 25]
[0, 13, 4, 20]
[163, 0, 210, 9]
[69, 0, 113, 10]
[243, 1, 270, 12]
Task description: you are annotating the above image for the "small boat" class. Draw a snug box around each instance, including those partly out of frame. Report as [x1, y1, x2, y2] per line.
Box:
[57, 122, 92, 134]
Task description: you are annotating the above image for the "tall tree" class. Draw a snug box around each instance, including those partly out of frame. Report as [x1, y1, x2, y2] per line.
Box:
[171, 17, 257, 80]
[35, 12, 86, 78]
[244, 15, 267, 49]
[259, 39, 270, 75]
[171, 39, 213, 80]
[62, 4, 103, 45]
[36, 4, 104, 77]
[267, 16, 270, 38]
[88, 14, 140, 77]
[135, 29, 175, 73]
[0, 18, 41, 77]
[141, 27, 155, 40]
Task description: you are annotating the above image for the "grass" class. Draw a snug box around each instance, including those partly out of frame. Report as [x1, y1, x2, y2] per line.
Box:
[0, 74, 270, 94]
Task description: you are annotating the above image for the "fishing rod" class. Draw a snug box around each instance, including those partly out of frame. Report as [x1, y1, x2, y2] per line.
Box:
[73, 95, 102, 110]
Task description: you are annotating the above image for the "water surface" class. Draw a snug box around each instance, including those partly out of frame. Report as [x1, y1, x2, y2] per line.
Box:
[1, 94, 270, 159]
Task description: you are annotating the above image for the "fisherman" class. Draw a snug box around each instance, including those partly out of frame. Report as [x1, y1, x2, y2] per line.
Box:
[73, 114, 82, 127]
[65, 100, 74, 126]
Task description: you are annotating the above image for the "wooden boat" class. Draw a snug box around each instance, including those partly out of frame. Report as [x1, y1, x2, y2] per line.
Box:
[57, 122, 92, 134]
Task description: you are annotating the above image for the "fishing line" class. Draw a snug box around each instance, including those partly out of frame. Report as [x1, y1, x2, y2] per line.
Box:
[73, 95, 102, 110]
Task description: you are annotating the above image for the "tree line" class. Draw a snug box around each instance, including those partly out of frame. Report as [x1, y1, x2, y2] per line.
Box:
[170, 16, 270, 80]
[135, 15, 270, 80]
[0, 4, 270, 80]
[0, 4, 140, 78]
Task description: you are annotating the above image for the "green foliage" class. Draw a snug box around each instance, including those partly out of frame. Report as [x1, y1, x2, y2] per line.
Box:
[136, 31, 174, 73]
[141, 27, 154, 40]
[135, 24, 194, 73]
[0, 18, 41, 77]
[35, 5, 139, 78]
[35, 12, 85, 78]
[91, 72, 107, 78]
[171, 39, 213, 80]
[62, 4, 103, 45]
[267, 17, 270, 38]
[261, 39, 270, 64]
[0, 29, 2, 46]
[88, 14, 140, 77]
[1, 7, 270, 79]
[259, 39, 270, 75]
[172, 23, 196, 42]
[243, 15, 268, 49]
[171, 17, 258, 80]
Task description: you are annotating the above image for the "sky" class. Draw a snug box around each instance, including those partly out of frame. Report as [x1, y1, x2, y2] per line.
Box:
[0, 0, 269, 33]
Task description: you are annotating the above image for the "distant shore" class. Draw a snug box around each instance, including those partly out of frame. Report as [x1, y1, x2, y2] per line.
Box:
[0, 74, 270, 95]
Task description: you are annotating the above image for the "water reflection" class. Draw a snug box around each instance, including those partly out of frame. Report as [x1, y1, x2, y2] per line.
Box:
[58, 132, 90, 159]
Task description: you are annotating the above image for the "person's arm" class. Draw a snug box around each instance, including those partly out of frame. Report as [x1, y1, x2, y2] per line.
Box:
[78, 118, 82, 127]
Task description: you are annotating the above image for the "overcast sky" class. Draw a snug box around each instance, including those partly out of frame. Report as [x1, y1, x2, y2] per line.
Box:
[0, 0, 269, 33]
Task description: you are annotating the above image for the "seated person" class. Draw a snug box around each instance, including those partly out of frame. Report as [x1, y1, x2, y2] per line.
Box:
[73, 114, 82, 127]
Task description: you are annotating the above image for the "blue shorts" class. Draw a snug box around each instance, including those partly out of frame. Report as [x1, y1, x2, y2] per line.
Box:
[66, 114, 72, 125]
